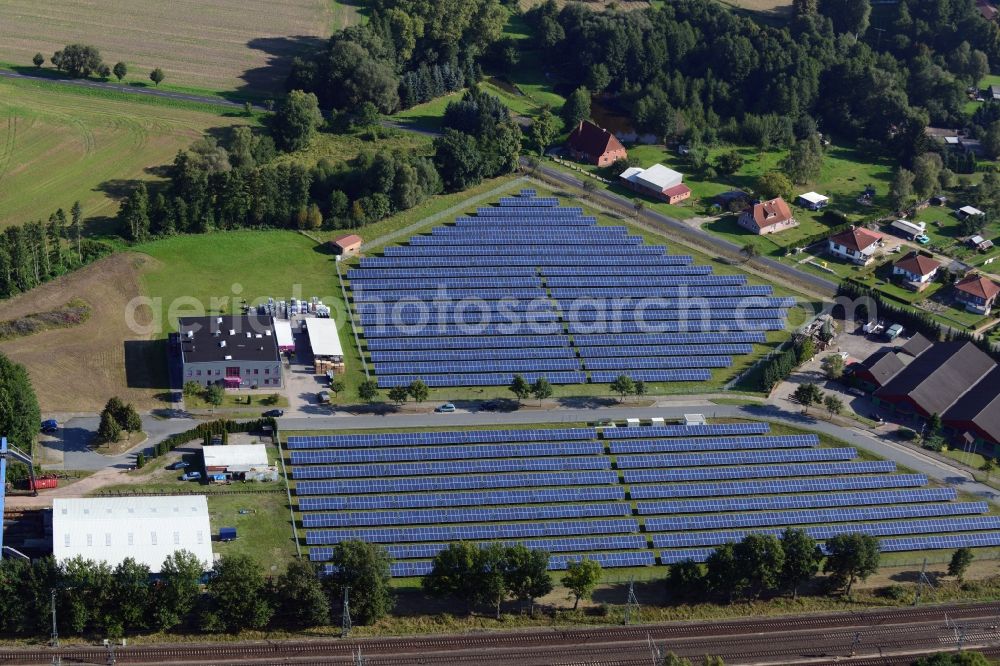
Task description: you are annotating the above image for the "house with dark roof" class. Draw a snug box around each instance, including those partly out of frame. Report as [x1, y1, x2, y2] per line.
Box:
[736, 197, 797, 235]
[954, 274, 1000, 315]
[827, 226, 883, 266]
[566, 120, 628, 167]
[944, 365, 1000, 456]
[900, 332, 933, 358]
[892, 252, 941, 291]
[873, 341, 994, 418]
[173, 315, 282, 389]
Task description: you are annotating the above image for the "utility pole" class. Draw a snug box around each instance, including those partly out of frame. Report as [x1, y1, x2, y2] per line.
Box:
[341, 586, 352, 638]
[353, 647, 366, 666]
[50, 589, 58, 648]
[914, 558, 932, 606]
[849, 631, 861, 657]
[623, 576, 640, 626]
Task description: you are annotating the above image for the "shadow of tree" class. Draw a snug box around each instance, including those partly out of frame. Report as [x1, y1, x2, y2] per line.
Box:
[238, 35, 328, 100]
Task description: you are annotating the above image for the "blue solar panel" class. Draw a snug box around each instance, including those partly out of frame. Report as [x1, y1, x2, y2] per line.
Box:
[366, 335, 571, 351]
[292, 456, 610, 480]
[417, 233, 639, 245]
[637, 488, 957, 515]
[569, 320, 786, 335]
[298, 486, 626, 511]
[354, 288, 547, 302]
[364, 322, 566, 338]
[383, 245, 667, 256]
[357, 301, 555, 315]
[361, 312, 560, 327]
[370, 348, 577, 363]
[543, 264, 708, 275]
[377, 372, 587, 387]
[631, 474, 928, 499]
[305, 519, 640, 544]
[878, 532, 1000, 553]
[557, 297, 794, 310]
[349, 267, 541, 279]
[552, 286, 773, 299]
[372, 358, 581, 374]
[288, 428, 595, 449]
[590, 370, 712, 383]
[309, 536, 647, 562]
[290, 441, 603, 465]
[352, 277, 543, 291]
[568, 309, 787, 323]
[360, 255, 685, 267]
[623, 460, 896, 483]
[584, 356, 732, 370]
[603, 422, 770, 438]
[578, 345, 754, 357]
[652, 516, 1000, 549]
[616, 447, 858, 469]
[609, 434, 819, 454]
[295, 471, 619, 495]
[644, 502, 987, 532]
[574, 333, 767, 346]
[548, 552, 654, 570]
[548, 276, 745, 288]
[302, 502, 630, 527]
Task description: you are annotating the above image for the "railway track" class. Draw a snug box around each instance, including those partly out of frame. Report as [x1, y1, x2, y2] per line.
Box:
[2, 602, 996, 665]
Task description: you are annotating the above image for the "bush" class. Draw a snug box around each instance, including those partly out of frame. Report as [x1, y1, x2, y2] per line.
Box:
[135, 452, 146, 468]
[878, 584, 909, 600]
[897, 428, 917, 441]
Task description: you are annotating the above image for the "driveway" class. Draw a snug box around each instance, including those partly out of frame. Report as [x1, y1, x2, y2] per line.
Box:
[38, 415, 197, 472]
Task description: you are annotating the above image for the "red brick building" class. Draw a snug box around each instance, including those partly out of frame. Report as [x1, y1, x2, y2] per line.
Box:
[566, 120, 628, 167]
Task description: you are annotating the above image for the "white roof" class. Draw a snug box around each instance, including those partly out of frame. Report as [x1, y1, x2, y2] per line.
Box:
[960, 205, 985, 216]
[971, 235, 987, 244]
[944, 136, 961, 145]
[304, 317, 344, 358]
[52, 496, 213, 573]
[891, 219, 925, 232]
[798, 191, 829, 204]
[630, 163, 683, 190]
[203, 444, 269, 468]
[273, 319, 294, 348]
[619, 167, 643, 180]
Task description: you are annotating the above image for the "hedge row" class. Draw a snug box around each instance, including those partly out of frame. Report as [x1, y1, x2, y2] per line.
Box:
[148, 418, 276, 459]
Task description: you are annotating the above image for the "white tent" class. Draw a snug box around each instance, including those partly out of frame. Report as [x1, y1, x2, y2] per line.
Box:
[52, 496, 213, 573]
[203, 444, 269, 470]
[304, 317, 344, 361]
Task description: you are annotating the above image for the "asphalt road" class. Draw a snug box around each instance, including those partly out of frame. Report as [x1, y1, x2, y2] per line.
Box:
[0, 68, 262, 110]
[42, 415, 196, 471]
[278, 403, 999, 506]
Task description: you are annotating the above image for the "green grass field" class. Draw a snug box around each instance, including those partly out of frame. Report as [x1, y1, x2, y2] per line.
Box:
[0, 76, 246, 230]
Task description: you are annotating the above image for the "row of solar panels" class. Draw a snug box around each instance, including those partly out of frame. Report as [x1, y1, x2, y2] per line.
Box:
[376, 372, 592, 388]
[359, 255, 696, 267]
[362, 320, 783, 340]
[381, 245, 669, 256]
[370, 357, 733, 379]
[354, 286, 777, 302]
[358, 310, 784, 329]
[290, 448, 861, 480]
[298, 490, 959, 528]
[364, 332, 767, 351]
[294, 474, 931, 512]
[288, 434, 817, 465]
[286, 422, 770, 450]
[304, 502, 988, 544]
[309, 535, 646, 561]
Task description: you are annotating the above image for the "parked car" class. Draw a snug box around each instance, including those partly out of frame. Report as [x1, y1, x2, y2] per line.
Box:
[262, 409, 284, 418]
[915, 234, 931, 244]
[180, 471, 202, 481]
[317, 391, 330, 404]
[40, 419, 59, 434]
[435, 403, 456, 413]
[169, 461, 190, 470]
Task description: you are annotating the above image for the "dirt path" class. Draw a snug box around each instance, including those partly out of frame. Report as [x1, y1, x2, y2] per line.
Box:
[6, 466, 160, 508]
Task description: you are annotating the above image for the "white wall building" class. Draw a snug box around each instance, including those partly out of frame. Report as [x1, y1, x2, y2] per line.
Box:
[52, 496, 213, 573]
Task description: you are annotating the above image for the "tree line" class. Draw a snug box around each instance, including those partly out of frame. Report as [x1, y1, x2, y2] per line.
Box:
[35, 43, 164, 86]
[0, 202, 113, 299]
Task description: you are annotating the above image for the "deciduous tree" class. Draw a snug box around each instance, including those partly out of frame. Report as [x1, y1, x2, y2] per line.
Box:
[149, 68, 165, 86]
[325, 540, 393, 625]
[563, 558, 601, 610]
[153, 550, 204, 631]
[779, 528, 822, 598]
[947, 547, 974, 582]
[407, 379, 429, 403]
[276, 560, 331, 628]
[201, 554, 274, 632]
[509, 374, 531, 403]
[273, 90, 323, 152]
[824, 533, 880, 594]
[610, 374, 635, 402]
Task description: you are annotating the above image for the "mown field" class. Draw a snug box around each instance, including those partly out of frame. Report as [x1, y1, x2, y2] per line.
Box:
[0, 77, 246, 230]
[0, 0, 331, 94]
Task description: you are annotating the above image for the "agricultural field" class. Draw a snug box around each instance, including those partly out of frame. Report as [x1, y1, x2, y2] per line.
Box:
[0, 0, 331, 94]
[0, 76, 246, 230]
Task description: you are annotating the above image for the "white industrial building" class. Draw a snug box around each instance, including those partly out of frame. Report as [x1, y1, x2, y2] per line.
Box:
[618, 164, 692, 204]
[52, 496, 213, 573]
[203, 444, 269, 472]
[304, 317, 344, 361]
[273, 319, 295, 353]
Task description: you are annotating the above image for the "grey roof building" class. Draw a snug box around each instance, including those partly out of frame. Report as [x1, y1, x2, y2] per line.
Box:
[874, 342, 993, 418]
[175, 315, 283, 389]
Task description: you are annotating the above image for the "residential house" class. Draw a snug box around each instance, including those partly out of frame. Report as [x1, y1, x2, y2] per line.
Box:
[796, 191, 829, 210]
[736, 197, 797, 235]
[566, 120, 628, 167]
[979, 0, 999, 22]
[954, 274, 1000, 314]
[619, 164, 692, 204]
[892, 252, 941, 290]
[827, 226, 883, 265]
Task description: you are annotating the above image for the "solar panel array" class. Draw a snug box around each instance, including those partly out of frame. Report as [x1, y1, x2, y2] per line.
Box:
[345, 192, 791, 387]
[291, 421, 996, 577]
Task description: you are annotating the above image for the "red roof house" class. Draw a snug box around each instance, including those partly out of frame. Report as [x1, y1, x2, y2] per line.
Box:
[827, 226, 883, 265]
[331, 234, 363, 257]
[566, 120, 628, 167]
[954, 274, 1000, 314]
[892, 252, 941, 290]
[737, 198, 796, 235]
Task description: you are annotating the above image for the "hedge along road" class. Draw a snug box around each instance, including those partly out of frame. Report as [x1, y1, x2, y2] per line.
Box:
[0, 68, 265, 110]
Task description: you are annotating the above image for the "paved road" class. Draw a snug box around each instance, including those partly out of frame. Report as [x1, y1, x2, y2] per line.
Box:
[531, 162, 840, 298]
[0, 68, 262, 110]
[40, 415, 197, 471]
[279, 402, 998, 506]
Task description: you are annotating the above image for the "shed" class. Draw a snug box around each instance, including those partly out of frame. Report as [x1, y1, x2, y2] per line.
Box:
[958, 206, 985, 219]
[203, 444, 269, 473]
[625, 418, 640, 427]
[889, 219, 926, 240]
[684, 414, 707, 426]
[273, 319, 294, 353]
[331, 234, 363, 257]
[969, 235, 994, 251]
[796, 191, 829, 210]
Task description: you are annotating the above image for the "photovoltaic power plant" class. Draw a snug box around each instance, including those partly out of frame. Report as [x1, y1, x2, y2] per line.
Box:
[346, 190, 793, 388]
[288, 420, 1000, 577]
